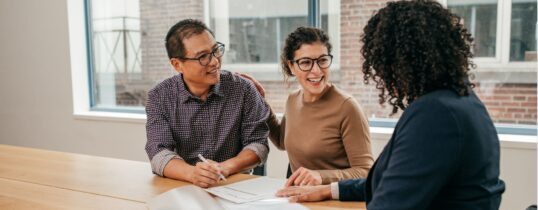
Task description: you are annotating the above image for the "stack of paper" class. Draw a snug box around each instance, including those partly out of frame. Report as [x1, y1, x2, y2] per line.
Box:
[205, 177, 286, 203]
[147, 185, 222, 210]
[216, 197, 307, 210]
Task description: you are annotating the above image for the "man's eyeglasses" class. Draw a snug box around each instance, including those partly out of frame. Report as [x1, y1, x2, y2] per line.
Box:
[293, 54, 333, 71]
[178, 42, 225, 66]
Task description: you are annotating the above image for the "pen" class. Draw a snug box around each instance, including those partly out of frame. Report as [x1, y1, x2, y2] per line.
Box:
[197, 154, 227, 181]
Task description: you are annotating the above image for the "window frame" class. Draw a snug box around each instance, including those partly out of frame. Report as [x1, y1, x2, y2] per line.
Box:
[442, 0, 537, 84]
[71, 0, 536, 136]
[209, 0, 341, 82]
[83, 0, 145, 113]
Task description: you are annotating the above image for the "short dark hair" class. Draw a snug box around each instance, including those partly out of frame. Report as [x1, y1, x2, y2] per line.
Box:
[280, 27, 332, 82]
[165, 19, 215, 59]
[361, 0, 475, 114]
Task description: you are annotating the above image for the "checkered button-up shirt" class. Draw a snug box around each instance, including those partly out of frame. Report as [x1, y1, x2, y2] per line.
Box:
[145, 70, 270, 176]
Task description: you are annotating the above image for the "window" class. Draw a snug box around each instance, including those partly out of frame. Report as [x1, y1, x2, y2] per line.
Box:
[86, 0, 143, 110]
[447, 0, 498, 58]
[209, 0, 339, 79]
[510, 0, 537, 62]
[214, 1, 331, 64]
[82, 0, 537, 134]
[447, 0, 538, 63]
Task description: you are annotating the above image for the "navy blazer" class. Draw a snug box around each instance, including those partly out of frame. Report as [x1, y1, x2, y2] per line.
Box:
[339, 89, 505, 210]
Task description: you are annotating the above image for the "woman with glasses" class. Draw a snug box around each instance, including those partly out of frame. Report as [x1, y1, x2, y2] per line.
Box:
[266, 27, 374, 186]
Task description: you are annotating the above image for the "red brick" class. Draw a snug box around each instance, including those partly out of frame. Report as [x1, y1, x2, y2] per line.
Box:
[513, 96, 526, 101]
[507, 108, 526, 113]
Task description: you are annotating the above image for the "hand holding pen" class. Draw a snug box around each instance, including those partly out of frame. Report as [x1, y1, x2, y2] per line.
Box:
[191, 154, 228, 188]
[198, 154, 227, 181]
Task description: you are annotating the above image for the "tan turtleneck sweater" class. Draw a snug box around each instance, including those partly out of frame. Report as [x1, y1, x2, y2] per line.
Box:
[267, 85, 373, 184]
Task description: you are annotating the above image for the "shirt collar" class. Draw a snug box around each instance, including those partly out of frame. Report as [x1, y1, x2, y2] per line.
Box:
[176, 74, 224, 104]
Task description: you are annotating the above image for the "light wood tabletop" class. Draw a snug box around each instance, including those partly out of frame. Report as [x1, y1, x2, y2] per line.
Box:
[0, 144, 366, 210]
[0, 178, 147, 210]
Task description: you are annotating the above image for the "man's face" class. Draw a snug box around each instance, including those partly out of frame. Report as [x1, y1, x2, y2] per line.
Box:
[171, 30, 221, 90]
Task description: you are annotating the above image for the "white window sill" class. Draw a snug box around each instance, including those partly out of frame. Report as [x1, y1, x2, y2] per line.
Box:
[498, 134, 537, 149]
[73, 111, 537, 149]
[370, 127, 537, 150]
[73, 111, 146, 124]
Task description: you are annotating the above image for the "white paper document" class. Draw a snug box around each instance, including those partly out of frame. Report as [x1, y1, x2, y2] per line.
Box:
[147, 185, 223, 210]
[147, 178, 308, 210]
[205, 177, 286, 203]
[216, 196, 308, 210]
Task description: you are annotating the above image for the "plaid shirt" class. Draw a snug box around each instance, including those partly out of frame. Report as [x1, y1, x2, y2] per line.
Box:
[145, 70, 270, 176]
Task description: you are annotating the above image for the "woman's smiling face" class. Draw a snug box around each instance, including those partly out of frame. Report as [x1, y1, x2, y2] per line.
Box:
[288, 42, 331, 102]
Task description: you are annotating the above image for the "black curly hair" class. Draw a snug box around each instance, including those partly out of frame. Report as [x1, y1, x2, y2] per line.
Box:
[281, 27, 332, 82]
[361, 0, 475, 114]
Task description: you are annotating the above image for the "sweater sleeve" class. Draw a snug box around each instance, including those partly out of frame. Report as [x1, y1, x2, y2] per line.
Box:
[267, 107, 286, 150]
[317, 98, 374, 184]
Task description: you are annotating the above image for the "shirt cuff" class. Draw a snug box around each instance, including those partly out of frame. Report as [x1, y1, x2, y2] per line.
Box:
[150, 149, 183, 176]
[243, 142, 269, 165]
[330, 182, 340, 200]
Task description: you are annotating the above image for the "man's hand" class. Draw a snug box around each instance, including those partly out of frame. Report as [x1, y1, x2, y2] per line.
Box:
[276, 185, 332, 202]
[189, 160, 225, 188]
[286, 167, 322, 186]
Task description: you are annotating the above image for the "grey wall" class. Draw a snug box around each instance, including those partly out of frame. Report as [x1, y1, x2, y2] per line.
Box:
[0, 0, 148, 161]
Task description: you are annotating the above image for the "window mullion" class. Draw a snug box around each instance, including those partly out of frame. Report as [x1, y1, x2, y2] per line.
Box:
[84, 0, 96, 108]
[213, 0, 230, 50]
[308, 0, 321, 28]
[500, 0, 512, 64]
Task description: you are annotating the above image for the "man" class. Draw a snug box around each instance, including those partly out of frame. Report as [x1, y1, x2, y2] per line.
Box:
[145, 19, 270, 188]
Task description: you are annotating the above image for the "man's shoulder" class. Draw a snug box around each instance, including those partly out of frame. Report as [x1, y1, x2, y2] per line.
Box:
[219, 70, 258, 92]
[148, 75, 180, 95]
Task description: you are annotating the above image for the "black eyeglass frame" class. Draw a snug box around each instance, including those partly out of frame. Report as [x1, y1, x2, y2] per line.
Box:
[177, 42, 226, 66]
[293, 54, 334, 71]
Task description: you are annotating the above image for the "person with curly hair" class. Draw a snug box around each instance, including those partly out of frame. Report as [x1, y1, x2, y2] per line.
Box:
[274, 1, 506, 209]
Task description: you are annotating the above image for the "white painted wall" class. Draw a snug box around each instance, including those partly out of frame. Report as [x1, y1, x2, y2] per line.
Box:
[0, 0, 535, 210]
[0, 0, 148, 162]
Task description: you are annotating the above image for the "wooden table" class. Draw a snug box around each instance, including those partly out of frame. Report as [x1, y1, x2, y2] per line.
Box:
[0, 144, 365, 210]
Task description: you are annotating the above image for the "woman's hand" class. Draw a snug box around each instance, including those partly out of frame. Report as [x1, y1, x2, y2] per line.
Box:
[276, 185, 332, 202]
[286, 167, 322, 186]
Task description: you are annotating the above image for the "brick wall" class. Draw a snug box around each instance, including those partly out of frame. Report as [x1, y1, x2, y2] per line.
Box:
[113, 0, 206, 107]
[139, 0, 204, 83]
[125, 0, 536, 125]
[477, 83, 537, 124]
[338, 0, 398, 119]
